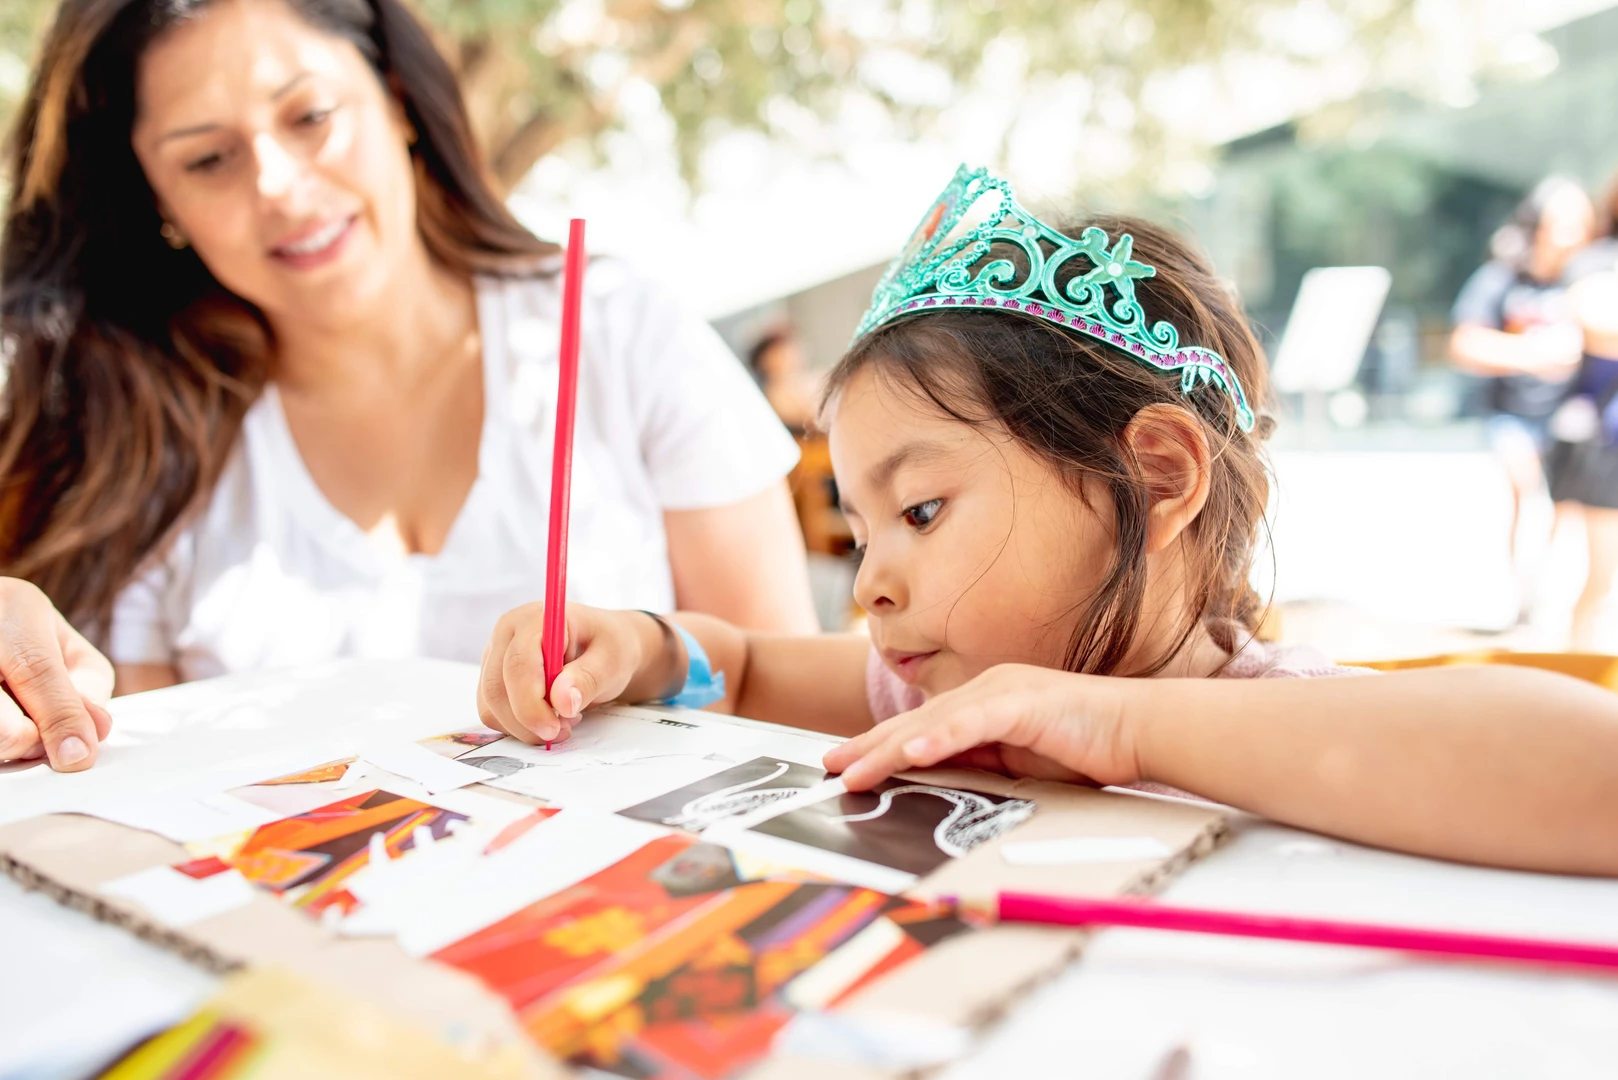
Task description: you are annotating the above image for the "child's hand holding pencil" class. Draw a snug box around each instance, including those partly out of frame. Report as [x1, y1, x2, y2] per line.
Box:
[477, 604, 688, 746]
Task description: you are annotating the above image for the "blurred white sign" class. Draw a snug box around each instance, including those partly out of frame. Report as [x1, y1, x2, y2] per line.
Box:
[1270, 266, 1393, 394]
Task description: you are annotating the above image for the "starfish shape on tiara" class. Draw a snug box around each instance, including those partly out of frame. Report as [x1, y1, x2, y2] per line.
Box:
[1076, 231, 1154, 320]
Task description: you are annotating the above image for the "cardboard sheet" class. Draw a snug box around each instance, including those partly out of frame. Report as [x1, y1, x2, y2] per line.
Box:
[0, 666, 1228, 1080]
[2, 767, 1225, 1079]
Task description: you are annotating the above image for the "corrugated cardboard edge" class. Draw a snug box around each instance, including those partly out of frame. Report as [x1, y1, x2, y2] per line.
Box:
[1, 846, 244, 975]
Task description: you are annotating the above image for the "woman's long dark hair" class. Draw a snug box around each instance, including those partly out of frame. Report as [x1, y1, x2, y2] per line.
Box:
[824, 215, 1275, 677]
[1, 0, 557, 639]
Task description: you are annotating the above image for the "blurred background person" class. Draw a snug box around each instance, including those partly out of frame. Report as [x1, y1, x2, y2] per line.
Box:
[1546, 170, 1618, 648]
[744, 322, 855, 617]
[747, 324, 819, 435]
[1449, 176, 1594, 625]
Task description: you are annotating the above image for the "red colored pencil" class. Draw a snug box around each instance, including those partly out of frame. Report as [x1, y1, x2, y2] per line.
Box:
[952, 892, 1618, 974]
[541, 218, 587, 750]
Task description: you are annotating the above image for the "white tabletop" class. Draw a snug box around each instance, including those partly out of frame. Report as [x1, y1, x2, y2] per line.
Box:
[946, 818, 1618, 1079]
[5, 662, 1617, 1080]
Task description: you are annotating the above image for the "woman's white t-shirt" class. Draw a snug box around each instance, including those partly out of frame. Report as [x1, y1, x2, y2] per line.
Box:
[108, 263, 800, 681]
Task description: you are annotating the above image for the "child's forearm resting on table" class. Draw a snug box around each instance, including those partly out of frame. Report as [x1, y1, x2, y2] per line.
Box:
[1132, 666, 1618, 876]
[663, 613, 874, 737]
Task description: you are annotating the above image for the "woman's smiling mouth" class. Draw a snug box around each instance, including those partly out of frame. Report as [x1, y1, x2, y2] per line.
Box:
[269, 215, 357, 268]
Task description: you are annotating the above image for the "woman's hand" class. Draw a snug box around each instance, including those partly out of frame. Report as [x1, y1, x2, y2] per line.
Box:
[477, 604, 680, 745]
[821, 663, 1140, 792]
[0, 578, 115, 771]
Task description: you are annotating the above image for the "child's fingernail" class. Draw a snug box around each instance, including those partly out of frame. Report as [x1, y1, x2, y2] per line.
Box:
[903, 737, 930, 760]
[568, 688, 583, 717]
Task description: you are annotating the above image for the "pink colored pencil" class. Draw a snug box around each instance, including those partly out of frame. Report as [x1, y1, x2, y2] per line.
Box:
[954, 892, 1618, 974]
[541, 218, 587, 750]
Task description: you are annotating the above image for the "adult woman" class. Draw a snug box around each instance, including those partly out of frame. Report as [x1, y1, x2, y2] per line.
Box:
[0, 0, 816, 709]
[1449, 176, 1594, 625]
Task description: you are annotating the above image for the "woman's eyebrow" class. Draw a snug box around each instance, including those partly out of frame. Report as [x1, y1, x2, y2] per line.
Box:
[158, 72, 313, 143]
[159, 121, 222, 143]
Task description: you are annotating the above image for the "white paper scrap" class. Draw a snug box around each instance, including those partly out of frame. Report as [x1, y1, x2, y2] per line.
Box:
[360, 742, 498, 795]
[1000, 836, 1173, 866]
[101, 866, 257, 928]
[419, 787, 540, 830]
[388, 810, 667, 957]
[332, 760, 369, 789]
[773, 1010, 971, 1070]
[479, 754, 738, 813]
[77, 791, 283, 843]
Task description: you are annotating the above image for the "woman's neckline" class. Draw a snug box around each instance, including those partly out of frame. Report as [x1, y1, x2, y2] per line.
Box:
[256, 277, 506, 570]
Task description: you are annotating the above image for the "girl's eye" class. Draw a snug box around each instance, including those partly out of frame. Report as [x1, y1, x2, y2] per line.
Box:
[297, 107, 334, 127]
[901, 498, 944, 530]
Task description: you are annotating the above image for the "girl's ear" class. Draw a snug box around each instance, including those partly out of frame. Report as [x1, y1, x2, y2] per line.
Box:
[1122, 404, 1212, 555]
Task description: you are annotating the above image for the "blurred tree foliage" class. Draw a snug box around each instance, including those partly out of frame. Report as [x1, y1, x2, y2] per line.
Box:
[1267, 143, 1515, 315]
[0, 0, 1413, 192]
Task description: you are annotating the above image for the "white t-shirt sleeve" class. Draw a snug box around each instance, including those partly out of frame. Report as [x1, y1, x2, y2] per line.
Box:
[106, 533, 190, 666]
[601, 269, 800, 510]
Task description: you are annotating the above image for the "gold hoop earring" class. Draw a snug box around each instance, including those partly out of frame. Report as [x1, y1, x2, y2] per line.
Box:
[160, 221, 189, 249]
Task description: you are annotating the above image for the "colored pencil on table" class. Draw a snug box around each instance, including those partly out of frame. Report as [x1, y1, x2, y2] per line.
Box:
[950, 892, 1618, 973]
[541, 218, 587, 750]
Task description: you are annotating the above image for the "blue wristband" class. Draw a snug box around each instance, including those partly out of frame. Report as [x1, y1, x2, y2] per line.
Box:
[655, 620, 726, 709]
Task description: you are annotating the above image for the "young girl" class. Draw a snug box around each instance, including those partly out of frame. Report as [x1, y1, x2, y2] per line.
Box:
[478, 167, 1618, 878]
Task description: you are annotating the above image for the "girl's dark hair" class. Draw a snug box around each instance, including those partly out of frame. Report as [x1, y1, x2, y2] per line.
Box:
[1, 0, 558, 638]
[824, 214, 1274, 677]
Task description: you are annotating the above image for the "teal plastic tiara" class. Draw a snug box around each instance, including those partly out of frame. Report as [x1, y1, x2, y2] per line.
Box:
[853, 165, 1256, 433]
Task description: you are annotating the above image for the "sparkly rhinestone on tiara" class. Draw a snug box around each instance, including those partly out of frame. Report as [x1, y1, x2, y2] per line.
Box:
[853, 165, 1256, 433]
